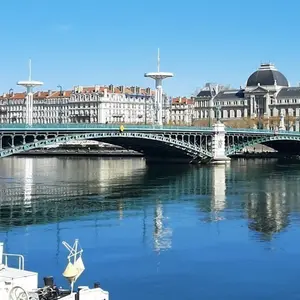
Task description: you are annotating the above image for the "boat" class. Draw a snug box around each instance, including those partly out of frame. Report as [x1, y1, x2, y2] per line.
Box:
[0, 239, 109, 300]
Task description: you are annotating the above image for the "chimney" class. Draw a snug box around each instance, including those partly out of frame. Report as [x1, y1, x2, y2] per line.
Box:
[136, 86, 140, 94]
[109, 84, 114, 92]
[95, 85, 100, 92]
[104, 88, 108, 97]
[130, 86, 135, 94]
[73, 86, 83, 93]
[146, 87, 151, 95]
[119, 85, 125, 93]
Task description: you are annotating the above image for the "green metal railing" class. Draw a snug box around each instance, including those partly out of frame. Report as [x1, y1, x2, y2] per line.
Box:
[0, 123, 212, 132]
[0, 123, 300, 136]
[226, 127, 300, 136]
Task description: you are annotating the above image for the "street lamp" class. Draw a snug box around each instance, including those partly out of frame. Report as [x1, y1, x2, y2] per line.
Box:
[256, 104, 263, 129]
[7, 89, 13, 124]
[208, 84, 217, 127]
[144, 95, 148, 125]
[57, 85, 63, 96]
[57, 85, 63, 124]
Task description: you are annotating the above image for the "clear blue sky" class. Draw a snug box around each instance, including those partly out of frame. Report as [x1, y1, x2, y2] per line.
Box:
[0, 0, 299, 97]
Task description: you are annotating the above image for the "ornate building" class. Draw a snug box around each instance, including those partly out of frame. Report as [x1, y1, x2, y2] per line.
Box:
[194, 63, 300, 130]
[0, 85, 173, 124]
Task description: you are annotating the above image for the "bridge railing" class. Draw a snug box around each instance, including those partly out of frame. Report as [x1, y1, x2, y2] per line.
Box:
[0, 123, 299, 135]
[0, 123, 212, 131]
[226, 128, 276, 134]
[226, 128, 300, 135]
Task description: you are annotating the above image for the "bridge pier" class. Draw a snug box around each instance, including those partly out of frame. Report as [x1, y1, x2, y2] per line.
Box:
[209, 122, 231, 164]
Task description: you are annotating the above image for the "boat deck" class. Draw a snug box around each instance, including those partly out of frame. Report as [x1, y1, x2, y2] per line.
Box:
[0, 266, 38, 290]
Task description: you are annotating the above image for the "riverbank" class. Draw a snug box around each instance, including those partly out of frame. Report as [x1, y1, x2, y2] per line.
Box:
[14, 148, 143, 157]
[13, 148, 282, 159]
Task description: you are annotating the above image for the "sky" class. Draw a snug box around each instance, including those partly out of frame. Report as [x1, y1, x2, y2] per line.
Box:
[0, 0, 300, 97]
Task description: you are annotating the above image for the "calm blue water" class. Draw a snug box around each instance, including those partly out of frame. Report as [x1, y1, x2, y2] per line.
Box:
[1, 157, 300, 300]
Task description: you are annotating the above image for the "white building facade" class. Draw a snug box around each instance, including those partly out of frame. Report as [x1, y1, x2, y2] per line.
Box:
[0, 85, 174, 125]
[194, 63, 300, 130]
[170, 97, 194, 125]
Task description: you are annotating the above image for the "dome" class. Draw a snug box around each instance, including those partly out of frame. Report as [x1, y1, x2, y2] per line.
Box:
[246, 63, 288, 87]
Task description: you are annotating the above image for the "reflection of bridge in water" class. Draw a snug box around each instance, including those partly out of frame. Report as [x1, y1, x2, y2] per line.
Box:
[1, 157, 300, 244]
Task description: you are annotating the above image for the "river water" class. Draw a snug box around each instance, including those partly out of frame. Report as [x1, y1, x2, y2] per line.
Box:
[1, 157, 300, 300]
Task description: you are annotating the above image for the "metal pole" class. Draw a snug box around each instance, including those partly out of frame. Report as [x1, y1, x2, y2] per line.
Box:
[144, 96, 147, 125]
[208, 91, 212, 127]
[256, 104, 260, 129]
[57, 85, 63, 124]
[208, 84, 214, 127]
[8, 89, 13, 124]
[169, 97, 172, 125]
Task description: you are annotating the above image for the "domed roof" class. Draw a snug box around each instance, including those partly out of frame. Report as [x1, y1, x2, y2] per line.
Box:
[246, 63, 288, 87]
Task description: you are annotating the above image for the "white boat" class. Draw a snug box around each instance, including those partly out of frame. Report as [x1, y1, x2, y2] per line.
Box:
[0, 239, 109, 300]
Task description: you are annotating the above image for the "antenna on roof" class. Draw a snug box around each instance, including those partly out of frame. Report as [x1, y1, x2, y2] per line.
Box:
[29, 58, 32, 81]
[157, 48, 160, 72]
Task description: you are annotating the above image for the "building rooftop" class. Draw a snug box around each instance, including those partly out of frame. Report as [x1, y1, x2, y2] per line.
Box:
[246, 63, 289, 87]
[172, 97, 193, 105]
[195, 83, 230, 98]
[214, 89, 245, 101]
[277, 87, 300, 98]
[0, 85, 155, 102]
[196, 89, 213, 98]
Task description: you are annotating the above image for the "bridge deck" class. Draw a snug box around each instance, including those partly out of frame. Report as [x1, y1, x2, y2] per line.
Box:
[0, 123, 299, 136]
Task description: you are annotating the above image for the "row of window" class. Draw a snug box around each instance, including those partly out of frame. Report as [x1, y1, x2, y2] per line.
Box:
[1, 104, 156, 114]
[1, 102, 153, 110]
[196, 100, 246, 107]
[198, 107, 300, 119]
[276, 98, 300, 104]
[197, 98, 300, 108]
[0, 117, 157, 124]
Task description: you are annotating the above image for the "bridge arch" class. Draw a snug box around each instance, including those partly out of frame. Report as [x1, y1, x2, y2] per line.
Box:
[0, 132, 212, 162]
[226, 135, 300, 155]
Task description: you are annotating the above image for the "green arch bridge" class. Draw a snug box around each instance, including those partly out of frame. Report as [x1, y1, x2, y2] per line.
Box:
[1, 123, 300, 163]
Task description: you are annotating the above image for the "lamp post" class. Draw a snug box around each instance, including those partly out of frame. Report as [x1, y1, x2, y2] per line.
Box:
[256, 104, 263, 129]
[169, 97, 173, 125]
[57, 85, 63, 124]
[208, 83, 217, 127]
[208, 88, 213, 127]
[8, 89, 13, 124]
[144, 95, 147, 125]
